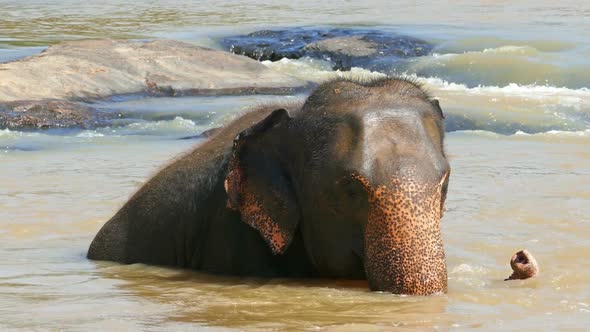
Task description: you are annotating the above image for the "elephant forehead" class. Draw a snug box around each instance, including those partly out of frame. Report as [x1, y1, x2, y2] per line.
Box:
[361, 110, 429, 153]
[358, 110, 445, 176]
[363, 108, 425, 123]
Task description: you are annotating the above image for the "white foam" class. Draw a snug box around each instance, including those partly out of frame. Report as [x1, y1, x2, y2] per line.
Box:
[400, 74, 590, 113]
[262, 57, 386, 82]
[431, 45, 538, 59]
[168, 116, 199, 129]
[406, 74, 590, 98]
[514, 130, 531, 136]
[265, 57, 590, 104]
[542, 129, 590, 137]
[454, 129, 590, 139]
[127, 116, 198, 131]
[449, 263, 488, 276]
[481, 45, 537, 54]
[76, 131, 105, 138]
[0, 128, 42, 139]
[511, 129, 590, 138]
[263, 57, 589, 134]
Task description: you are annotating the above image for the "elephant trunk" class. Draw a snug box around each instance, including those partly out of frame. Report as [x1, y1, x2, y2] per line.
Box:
[360, 171, 448, 295]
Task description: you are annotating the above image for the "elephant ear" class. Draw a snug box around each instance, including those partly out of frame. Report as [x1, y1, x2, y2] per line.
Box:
[431, 99, 445, 119]
[224, 109, 300, 255]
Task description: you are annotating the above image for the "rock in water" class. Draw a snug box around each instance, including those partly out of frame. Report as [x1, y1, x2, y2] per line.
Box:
[0, 39, 308, 129]
[0, 39, 307, 102]
[0, 100, 97, 129]
[219, 27, 433, 71]
[505, 249, 539, 281]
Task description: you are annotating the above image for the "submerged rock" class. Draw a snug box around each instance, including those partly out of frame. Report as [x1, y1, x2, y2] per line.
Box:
[219, 27, 433, 70]
[0, 39, 307, 129]
[178, 127, 221, 140]
[0, 100, 110, 129]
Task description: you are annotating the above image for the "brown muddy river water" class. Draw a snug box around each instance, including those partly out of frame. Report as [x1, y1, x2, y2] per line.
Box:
[1, 1, 589, 331]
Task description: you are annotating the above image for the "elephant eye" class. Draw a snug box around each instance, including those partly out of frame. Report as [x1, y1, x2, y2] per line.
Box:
[441, 173, 449, 198]
[342, 179, 365, 200]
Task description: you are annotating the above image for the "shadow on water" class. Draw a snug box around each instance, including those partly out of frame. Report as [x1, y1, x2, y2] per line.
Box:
[91, 261, 450, 330]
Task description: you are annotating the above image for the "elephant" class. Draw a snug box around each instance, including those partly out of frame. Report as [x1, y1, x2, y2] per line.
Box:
[88, 77, 451, 295]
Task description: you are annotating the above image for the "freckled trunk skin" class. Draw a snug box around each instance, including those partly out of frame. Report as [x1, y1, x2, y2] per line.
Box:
[361, 174, 447, 295]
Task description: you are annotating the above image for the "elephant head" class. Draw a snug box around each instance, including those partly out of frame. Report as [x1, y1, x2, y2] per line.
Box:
[225, 78, 450, 295]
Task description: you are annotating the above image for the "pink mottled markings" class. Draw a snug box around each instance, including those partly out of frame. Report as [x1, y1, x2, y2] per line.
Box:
[352, 167, 447, 295]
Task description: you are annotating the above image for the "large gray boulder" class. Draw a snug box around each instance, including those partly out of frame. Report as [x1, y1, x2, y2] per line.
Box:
[0, 39, 307, 129]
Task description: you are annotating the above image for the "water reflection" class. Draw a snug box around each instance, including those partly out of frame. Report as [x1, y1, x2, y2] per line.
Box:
[94, 262, 450, 330]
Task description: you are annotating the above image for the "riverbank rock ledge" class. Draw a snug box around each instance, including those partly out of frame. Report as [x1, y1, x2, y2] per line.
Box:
[220, 27, 433, 71]
[0, 39, 307, 129]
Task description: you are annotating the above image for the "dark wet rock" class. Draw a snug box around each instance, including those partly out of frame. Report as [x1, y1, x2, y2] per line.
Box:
[179, 127, 222, 140]
[444, 114, 479, 133]
[219, 27, 433, 71]
[0, 39, 308, 129]
[0, 100, 111, 129]
[199, 127, 222, 138]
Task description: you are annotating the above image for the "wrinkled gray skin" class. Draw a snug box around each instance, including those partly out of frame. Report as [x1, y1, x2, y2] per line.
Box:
[88, 77, 450, 295]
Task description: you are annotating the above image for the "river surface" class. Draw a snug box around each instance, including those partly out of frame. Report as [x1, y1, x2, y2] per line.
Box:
[1, 1, 589, 331]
